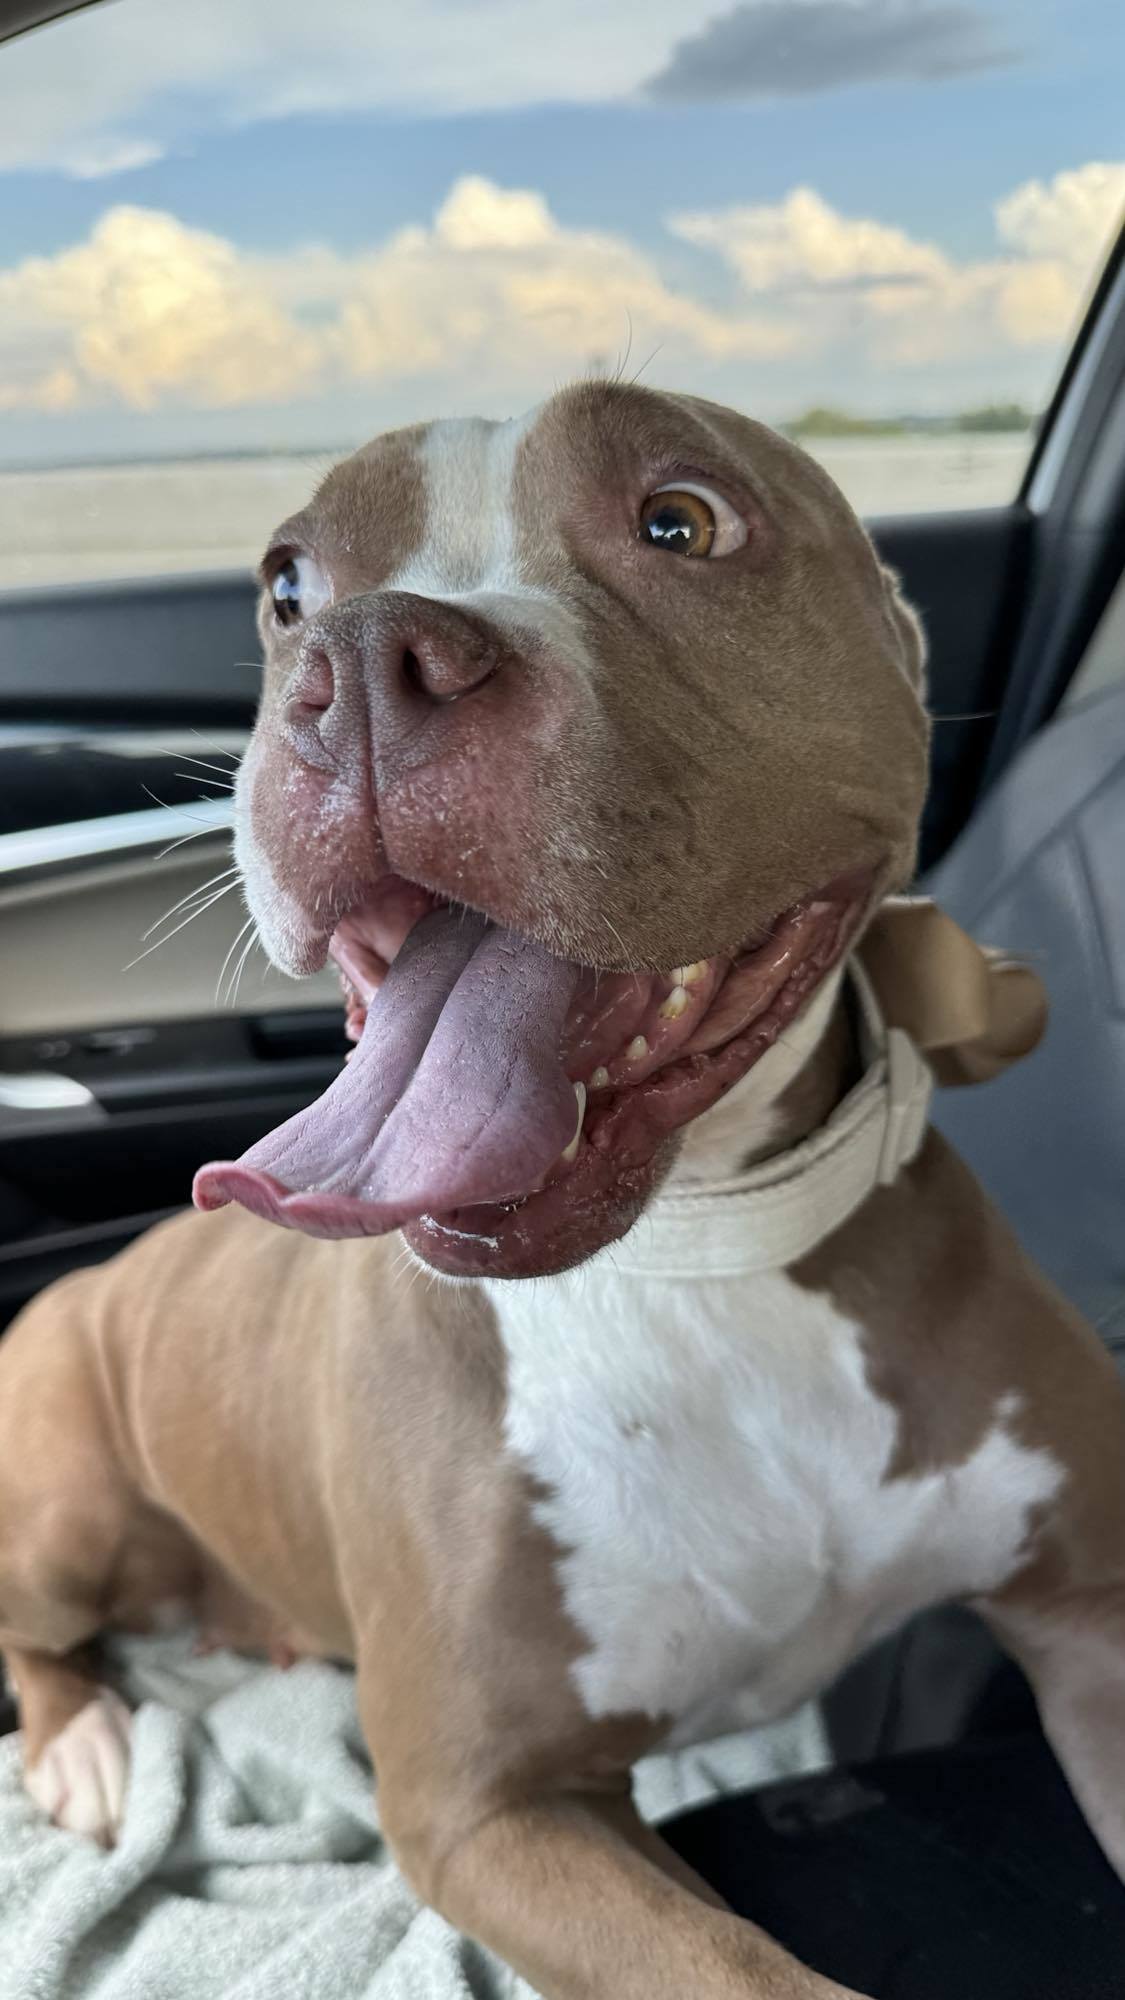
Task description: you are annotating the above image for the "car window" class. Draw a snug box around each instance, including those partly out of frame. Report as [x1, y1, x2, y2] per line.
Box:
[0, 0, 1122, 588]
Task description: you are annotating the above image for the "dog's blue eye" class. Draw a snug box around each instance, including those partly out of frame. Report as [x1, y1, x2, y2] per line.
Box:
[271, 553, 330, 626]
[640, 490, 716, 557]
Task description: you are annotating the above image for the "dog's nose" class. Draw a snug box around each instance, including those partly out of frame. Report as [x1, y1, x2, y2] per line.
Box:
[396, 616, 502, 705]
[287, 592, 506, 778]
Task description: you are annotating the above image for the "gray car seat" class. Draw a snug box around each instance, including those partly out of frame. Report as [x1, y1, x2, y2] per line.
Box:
[825, 676, 1125, 1767]
[925, 678, 1125, 1366]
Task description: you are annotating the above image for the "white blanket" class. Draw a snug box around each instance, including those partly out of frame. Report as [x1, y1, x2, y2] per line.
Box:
[0, 1636, 826, 1999]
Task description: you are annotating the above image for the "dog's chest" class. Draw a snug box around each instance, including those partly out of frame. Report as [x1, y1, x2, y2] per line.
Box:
[487, 1263, 1062, 1733]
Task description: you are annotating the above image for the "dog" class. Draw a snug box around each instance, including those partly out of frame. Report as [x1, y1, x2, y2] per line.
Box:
[3, 382, 1125, 2000]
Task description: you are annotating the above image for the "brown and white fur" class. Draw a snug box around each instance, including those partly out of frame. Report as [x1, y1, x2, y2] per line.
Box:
[3, 384, 1125, 2000]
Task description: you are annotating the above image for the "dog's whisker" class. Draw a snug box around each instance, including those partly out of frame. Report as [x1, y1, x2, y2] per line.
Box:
[154, 825, 232, 863]
[147, 879, 239, 936]
[610, 314, 635, 387]
[228, 952, 253, 1010]
[629, 341, 663, 387]
[216, 913, 257, 1007]
[231, 924, 262, 1006]
[219, 928, 256, 1010]
[141, 880, 239, 948]
[142, 866, 241, 941]
[168, 881, 240, 937]
[124, 882, 241, 971]
[224, 931, 255, 1008]
[399, 1259, 427, 1302]
[228, 926, 262, 1009]
[171, 771, 236, 793]
[600, 914, 632, 969]
[147, 742, 242, 782]
[140, 785, 227, 829]
[189, 727, 246, 762]
[175, 752, 241, 779]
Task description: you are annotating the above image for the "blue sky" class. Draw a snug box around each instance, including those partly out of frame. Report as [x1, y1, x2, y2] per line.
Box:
[0, 0, 1121, 464]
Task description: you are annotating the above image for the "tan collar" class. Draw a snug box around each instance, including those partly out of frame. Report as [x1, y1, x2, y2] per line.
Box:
[607, 962, 933, 1280]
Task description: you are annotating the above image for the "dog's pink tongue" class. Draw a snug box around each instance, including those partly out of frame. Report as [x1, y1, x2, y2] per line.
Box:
[193, 907, 580, 1237]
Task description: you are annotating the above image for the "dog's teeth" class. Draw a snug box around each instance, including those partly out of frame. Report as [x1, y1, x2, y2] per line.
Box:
[659, 985, 690, 1019]
[673, 962, 708, 987]
[589, 1066, 610, 1090]
[561, 1082, 587, 1164]
[626, 1036, 649, 1062]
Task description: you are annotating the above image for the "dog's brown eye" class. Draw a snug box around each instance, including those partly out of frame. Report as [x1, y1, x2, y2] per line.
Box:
[271, 553, 330, 627]
[640, 490, 715, 557]
[639, 481, 749, 560]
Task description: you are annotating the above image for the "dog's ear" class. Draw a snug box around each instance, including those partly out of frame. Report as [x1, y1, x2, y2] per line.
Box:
[878, 563, 928, 696]
[857, 897, 1048, 1086]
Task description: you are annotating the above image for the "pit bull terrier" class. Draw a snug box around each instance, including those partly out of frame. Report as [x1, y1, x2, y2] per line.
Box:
[4, 383, 1125, 2000]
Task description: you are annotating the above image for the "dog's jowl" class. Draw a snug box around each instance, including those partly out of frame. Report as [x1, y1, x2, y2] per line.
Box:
[3, 384, 1124, 2000]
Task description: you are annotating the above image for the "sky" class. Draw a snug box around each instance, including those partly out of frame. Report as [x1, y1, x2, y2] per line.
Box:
[0, 0, 1122, 465]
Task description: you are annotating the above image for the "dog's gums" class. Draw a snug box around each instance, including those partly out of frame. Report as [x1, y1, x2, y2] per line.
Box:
[193, 869, 872, 1277]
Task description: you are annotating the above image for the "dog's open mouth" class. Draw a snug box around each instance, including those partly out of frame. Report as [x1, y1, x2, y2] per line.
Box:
[193, 870, 871, 1276]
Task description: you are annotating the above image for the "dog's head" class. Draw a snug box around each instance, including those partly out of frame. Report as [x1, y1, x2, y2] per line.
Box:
[194, 382, 928, 1276]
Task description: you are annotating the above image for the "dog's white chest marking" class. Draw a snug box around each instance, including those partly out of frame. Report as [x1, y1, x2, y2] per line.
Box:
[488, 1264, 1063, 1731]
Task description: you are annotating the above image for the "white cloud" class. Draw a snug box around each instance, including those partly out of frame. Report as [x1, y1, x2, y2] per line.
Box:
[66, 138, 167, 182]
[672, 186, 949, 296]
[0, 0, 705, 177]
[0, 206, 322, 410]
[0, 164, 1119, 423]
[671, 161, 1124, 370]
[0, 177, 793, 415]
[995, 161, 1125, 267]
[0, 0, 1042, 185]
[332, 177, 793, 383]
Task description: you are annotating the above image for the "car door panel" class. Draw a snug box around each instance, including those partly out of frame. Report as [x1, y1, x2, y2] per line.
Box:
[0, 799, 342, 1326]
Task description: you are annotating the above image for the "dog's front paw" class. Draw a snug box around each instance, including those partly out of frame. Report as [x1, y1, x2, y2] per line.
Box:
[24, 1689, 133, 1847]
